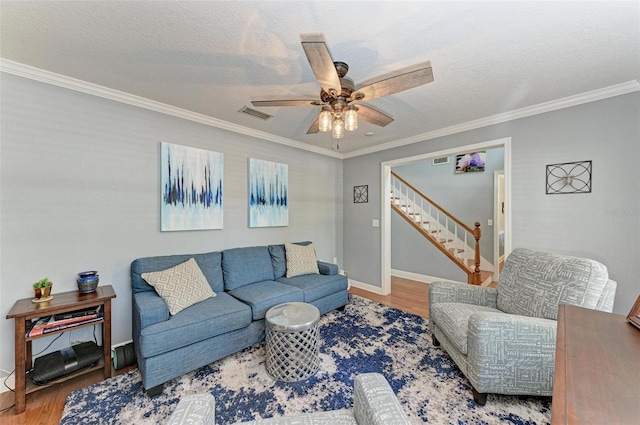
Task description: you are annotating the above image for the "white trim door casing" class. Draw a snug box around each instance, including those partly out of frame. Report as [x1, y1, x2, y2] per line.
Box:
[381, 137, 512, 294]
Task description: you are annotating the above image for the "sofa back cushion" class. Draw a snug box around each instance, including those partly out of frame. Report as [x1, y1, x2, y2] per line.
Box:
[222, 246, 275, 290]
[269, 241, 312, 279]
[131, 251, 224, 294]
[497, 248, 609, 320]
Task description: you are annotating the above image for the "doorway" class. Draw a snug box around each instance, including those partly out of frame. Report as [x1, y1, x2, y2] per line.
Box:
[380, 137, 512, 295]
[493, 171, 505, 281]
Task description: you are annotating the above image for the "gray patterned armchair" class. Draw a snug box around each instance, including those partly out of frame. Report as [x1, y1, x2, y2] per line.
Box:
[429, 248, 616, 405]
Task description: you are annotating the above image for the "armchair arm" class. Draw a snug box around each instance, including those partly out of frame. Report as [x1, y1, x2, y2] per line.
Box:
[429, 280, 498, 309]
[133, 291, 170, 329]
[466, 312, 557, 395]
[353, 373, 411, 425]
[317, 261, 338, 275]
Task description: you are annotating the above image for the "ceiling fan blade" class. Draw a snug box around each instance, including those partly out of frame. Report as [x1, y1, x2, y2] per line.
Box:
[353, 62, 433, 101]
[251, 99, 322, 107]
[301, 34, 342, 98]
[356, 104, 394, 127]
[306, 116, 320, 134]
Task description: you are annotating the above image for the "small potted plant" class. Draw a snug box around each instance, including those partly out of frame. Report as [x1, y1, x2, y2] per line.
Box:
[33, 278, 53, 301]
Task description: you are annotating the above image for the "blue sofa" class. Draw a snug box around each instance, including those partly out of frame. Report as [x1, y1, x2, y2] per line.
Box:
[130, 243, 348, 394]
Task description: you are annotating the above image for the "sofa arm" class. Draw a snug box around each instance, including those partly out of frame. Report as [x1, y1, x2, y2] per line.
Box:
[317, 261, 338, 275]
[467, 312, 557, 395]
[133, 291, 169, 329]
[596, 279, 617, 312]
[353, 373, 411, 425]
[429, 280, 498, 308]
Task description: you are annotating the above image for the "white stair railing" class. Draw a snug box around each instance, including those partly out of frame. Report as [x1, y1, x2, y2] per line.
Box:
[391, 171, 482, 284]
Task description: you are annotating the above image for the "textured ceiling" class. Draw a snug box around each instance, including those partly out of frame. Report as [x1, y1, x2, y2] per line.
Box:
[1, 1, 639, 155]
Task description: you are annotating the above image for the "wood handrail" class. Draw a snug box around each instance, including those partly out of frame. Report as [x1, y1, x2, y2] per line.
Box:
[391, 170, 474, 234]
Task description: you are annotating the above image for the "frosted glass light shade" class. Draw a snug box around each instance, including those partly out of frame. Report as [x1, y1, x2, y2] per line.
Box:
[332, 117, 344, 139]
[318, 107, 332, 132]
[345, 107, 358, 131]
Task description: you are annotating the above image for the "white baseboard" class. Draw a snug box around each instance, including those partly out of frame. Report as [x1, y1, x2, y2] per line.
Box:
[391, 269, 441, 284]
[349, 279, 386, 295]
[0, 340, 134, 394]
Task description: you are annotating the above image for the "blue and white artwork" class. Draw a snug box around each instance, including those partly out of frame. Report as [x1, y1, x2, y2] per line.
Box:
[249, 158, 288, 227]
[161, 142, 223, 231]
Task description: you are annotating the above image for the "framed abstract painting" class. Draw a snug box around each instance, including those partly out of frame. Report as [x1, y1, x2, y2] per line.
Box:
[160, 142, 223, 231]
[249, 158, 288, 227]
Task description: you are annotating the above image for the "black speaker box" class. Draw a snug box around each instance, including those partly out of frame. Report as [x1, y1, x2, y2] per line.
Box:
[29, 341, 102, 385]
[112, 342, 136, 370]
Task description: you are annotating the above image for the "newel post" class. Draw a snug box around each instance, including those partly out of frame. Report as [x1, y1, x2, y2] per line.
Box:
[472, 222, 482, 285]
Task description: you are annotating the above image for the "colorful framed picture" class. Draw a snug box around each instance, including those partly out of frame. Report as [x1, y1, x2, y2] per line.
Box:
[249, 158, 288, 227]
[160, 142, 223, 231]
[455, 151, 486, 173]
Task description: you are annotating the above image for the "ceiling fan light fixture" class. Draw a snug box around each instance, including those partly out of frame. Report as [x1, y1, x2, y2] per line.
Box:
[345, 106, 358, 131]
[318, 106, 332, 132]
[332, 116, 344, 139]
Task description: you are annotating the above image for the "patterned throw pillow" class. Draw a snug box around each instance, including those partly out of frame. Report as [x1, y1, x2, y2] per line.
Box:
[285, 242, 319, 278]
[141, 258, 216, 315]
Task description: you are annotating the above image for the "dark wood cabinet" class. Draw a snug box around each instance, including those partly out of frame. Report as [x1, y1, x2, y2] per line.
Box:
[552, 304, 640, 424]
[6, 285, 116, 413]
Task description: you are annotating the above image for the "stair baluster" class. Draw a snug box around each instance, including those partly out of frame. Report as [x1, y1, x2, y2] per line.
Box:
[390, 171, 483, 285]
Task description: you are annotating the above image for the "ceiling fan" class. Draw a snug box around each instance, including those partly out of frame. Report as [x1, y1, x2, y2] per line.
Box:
[251, 34, 434, 145]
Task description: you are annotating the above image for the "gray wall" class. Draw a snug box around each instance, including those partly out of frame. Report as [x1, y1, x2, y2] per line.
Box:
[391, 148, 504, 278]
[344, 92, 640, 315]
[0, 74, 344, 373]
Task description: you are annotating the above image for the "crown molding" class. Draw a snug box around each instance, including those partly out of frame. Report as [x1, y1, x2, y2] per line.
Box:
[3, 58, 636, 161]
[343, 79, 640, 158]
[0, 59, 344, 160]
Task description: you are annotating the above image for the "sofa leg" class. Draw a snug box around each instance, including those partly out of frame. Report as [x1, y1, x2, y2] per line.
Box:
[337, 305, 346, 312]
[146, 384, 164, 397]
[472, 388, 487, 406]
[431, 334, 440, 346]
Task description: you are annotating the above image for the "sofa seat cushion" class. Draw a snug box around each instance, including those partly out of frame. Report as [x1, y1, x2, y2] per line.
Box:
[228, 280, 304, 320]
[139, 292, 252, 358]
[223, 246, 275, 291]
[277, 273, 347, 303]
[430, 302, 502, 355]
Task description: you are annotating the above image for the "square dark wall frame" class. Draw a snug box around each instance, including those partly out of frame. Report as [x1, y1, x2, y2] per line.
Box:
[353, 185, 368, 203]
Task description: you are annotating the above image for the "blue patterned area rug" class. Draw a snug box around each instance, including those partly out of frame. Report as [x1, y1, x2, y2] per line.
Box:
[61, 295, 551, 424]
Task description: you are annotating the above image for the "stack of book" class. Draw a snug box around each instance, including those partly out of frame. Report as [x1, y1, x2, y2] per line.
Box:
[26, 305, 103, 337]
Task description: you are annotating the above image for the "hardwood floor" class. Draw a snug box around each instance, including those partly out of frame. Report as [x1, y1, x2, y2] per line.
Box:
[349, 276, 429, 319]
[0, 277, 428, 424]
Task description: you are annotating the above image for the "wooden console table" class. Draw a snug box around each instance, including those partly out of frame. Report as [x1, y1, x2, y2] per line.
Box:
[6, 285, 116, 414]
[552, 304, 640, 424]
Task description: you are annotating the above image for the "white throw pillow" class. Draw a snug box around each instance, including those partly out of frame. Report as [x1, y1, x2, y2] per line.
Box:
[142, 258, 216, 315]
[285, 242, 320, 278]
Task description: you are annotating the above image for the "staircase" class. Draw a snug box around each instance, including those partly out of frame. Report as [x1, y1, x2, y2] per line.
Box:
[390, 171, 487, 285]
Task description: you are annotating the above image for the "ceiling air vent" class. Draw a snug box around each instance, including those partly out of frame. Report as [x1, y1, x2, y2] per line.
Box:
[238, 106, 273, 121]
[432, 157, 449, 166]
